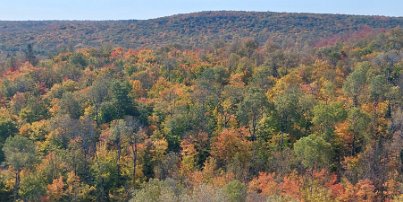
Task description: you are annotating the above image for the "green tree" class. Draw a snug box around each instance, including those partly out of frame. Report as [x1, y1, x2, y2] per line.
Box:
[59, 92, 83, 119]
[294, 134, 332, 171]
[2, 135, 37, 200]
[19, 97, 49, 123]
[97, 80, 137, 123]
[347, 107, 371, 155]
[131, 178, 181, 202]
[0, 113, 17, 161]
[24, 44, 38, 66]
[91, 143, 119, 202]
[272, 85, 314, 138]
[343, 63, 369, 106]
[237, 87, 269, 140]
[224, 180, 247, 202]
[19, 172, 46, 202]
[110, 80, 136, 117]
[369, 74, 389, 103]
[69, 52, 88, 68]
[312, 102, 347, 140]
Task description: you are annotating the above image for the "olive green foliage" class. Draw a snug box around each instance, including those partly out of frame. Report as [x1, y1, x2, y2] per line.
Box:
[294, 134, 332, 170]
[2, 135, 37, 171]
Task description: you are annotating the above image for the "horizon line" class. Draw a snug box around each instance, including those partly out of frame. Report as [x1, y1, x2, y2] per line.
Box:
[0, 10, 402, 22]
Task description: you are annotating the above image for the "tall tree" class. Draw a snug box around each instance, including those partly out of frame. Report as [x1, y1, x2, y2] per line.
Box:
[312, 102, 347, 140]
[294, 134, 332, 172]
[343, 63, 369, 106]
[2, 135, 37, 200]
[109, 117, 142, 184]
[24, 44, 38, 66]
[237, 87, 269, 140]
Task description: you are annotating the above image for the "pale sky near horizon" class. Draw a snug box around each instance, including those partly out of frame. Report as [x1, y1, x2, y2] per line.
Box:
[0, 0, 402, 20]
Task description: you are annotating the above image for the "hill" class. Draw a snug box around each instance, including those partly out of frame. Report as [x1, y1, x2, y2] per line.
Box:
[0, 11, 402, 56]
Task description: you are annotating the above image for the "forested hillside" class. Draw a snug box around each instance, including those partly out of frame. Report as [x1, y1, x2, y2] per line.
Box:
[0, 11, 402, 56]
[0, 19, 402, 201]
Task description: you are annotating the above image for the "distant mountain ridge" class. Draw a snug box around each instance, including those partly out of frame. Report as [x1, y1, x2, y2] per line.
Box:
[0, 11, 402, 55]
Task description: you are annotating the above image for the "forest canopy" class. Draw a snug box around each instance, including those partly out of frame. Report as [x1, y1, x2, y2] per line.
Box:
[0, 12, 402, 202]
[0, 11, 402, 57]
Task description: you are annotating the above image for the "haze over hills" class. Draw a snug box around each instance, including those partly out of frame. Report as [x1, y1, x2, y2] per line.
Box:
[0, 11, 402, 55]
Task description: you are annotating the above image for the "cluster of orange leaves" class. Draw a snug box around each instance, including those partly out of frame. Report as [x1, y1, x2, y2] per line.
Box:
[247, 170, 380, 202]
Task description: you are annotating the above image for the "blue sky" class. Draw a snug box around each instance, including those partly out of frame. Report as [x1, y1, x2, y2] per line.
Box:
[0, 0, 402, 20]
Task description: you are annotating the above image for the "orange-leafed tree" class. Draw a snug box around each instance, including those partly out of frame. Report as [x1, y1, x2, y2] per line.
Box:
[211, 128, 251, 180]
[336, 178, 377, 202]
[279, 172, 303, 200]
[248, 172, 278, 196]
[47, 176, 65, 201]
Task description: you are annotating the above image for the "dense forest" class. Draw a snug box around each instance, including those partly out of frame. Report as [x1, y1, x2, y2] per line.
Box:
[0, 11, 403, 56]
[0, 11, 402, 202]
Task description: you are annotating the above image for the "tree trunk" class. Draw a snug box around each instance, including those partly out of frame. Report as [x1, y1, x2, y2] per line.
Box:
[353, 95, 358, 107]
[251, 112, 257, 141]
[131, 139, 137, 184]
[351, 133, 356, 156]
[100, 178, 105, 202]
[14, 170, 20, 201]
[117, 139, 121, 177]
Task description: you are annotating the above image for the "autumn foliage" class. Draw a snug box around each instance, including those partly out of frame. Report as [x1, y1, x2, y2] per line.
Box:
[0, 26, 401, 201]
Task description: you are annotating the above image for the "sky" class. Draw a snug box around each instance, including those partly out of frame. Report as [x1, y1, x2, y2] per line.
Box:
[0, 0, 402, 21]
